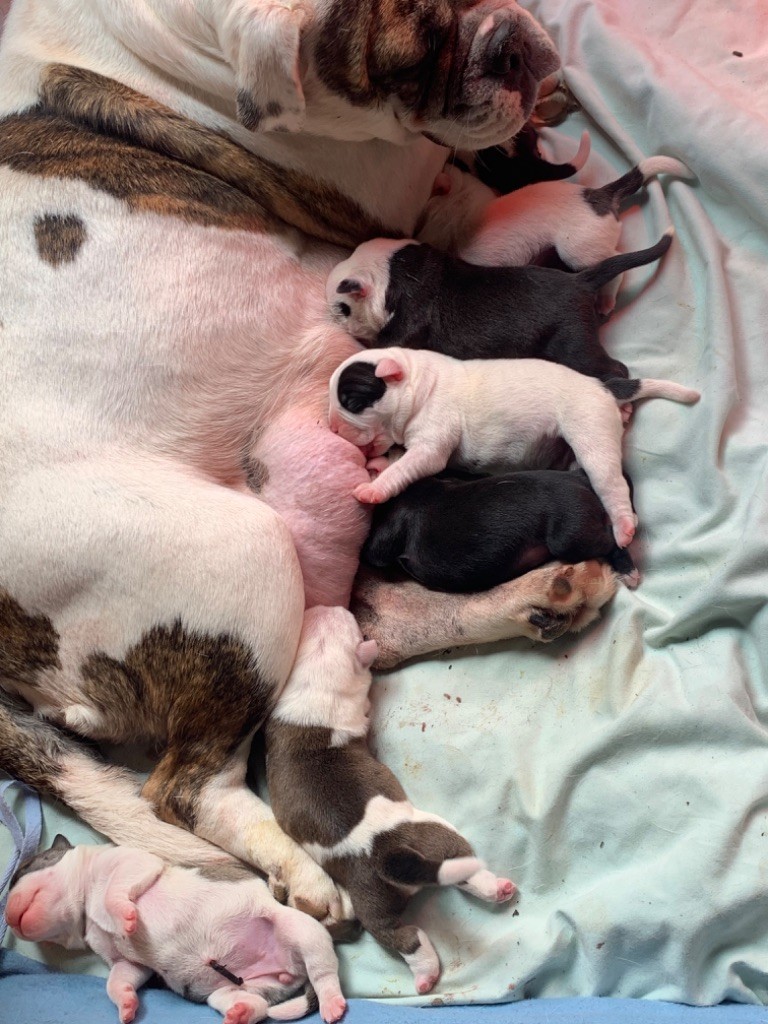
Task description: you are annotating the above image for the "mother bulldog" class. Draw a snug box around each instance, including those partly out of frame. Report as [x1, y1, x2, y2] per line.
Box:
[0, 0, 616, 921]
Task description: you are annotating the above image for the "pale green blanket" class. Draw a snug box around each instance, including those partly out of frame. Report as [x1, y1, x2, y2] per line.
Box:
[4, 0, 768, 1007]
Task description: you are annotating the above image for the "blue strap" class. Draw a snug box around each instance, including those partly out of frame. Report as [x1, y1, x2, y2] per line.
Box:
[0, 780, 43, 945]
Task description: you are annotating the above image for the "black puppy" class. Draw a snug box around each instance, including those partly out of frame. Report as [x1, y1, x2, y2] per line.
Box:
[326, 232, 674, 381]
[362, 469, 637, 593]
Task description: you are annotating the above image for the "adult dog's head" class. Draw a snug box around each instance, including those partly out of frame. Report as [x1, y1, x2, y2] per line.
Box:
[232, 0, 560, 148]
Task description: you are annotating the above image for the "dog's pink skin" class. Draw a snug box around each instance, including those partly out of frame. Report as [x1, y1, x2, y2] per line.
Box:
[256, 408, 373, 608]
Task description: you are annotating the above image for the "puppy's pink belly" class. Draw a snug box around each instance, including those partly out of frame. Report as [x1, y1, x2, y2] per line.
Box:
[255, 409, 372, 608]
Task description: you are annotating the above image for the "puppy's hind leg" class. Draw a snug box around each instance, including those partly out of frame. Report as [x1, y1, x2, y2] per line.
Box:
[560, 405, 636, 548]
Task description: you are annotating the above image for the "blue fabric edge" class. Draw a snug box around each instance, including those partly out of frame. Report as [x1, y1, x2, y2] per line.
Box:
[2, 951, 766, 1023]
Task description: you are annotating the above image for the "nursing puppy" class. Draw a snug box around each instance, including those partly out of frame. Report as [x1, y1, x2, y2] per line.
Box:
[419, 153, 692, 314]
[266, 607, 515, 995]
[6, 837, 345, 1024]
[363, 469, 638, 592]
[326, 233, 676, 381]
[328, 348, 700, 549]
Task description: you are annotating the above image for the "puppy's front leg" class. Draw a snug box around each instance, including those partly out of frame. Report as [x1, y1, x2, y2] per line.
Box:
[102, 852, 166, 936]
[354, 446, 448, 504]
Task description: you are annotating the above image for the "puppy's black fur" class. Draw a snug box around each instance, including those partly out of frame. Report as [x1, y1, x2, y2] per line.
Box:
[361, 234, 671, 379]
[362, 469, 635, 593]
[472, 124, 583, 194]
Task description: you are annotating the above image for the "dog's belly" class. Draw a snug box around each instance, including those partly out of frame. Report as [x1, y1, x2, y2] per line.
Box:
[1, 167, 354, 485]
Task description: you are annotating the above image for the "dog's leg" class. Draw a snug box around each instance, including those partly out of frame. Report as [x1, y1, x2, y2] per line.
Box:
[143, 741, 343, 923]
[207, 987, 269, 1024]
[0, 457, 342, 919]
[352, 561, 617, 670]
[102, 853, 166, 935]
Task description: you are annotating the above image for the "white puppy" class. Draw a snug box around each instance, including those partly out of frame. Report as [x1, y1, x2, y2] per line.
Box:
[328, 349, 700, 549]
[418, 148, 692, 313]
[6, 838, 345, 1024]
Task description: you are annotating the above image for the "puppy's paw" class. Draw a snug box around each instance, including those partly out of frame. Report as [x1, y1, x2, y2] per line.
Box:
[354, 482, 386, 504]
[613, 516, 637, 549]
[119, 988, 139, 1024]
[320, 994, 347, 1023]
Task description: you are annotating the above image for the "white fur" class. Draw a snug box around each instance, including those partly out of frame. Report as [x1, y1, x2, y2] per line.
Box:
[417, 148, 692, 314]
[0, 0, 561, 913]
[6, 844, 344, 1024]
[329, 347, 701, 549]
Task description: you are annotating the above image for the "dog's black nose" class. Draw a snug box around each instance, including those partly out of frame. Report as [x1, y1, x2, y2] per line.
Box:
[484, 21, 522, 79]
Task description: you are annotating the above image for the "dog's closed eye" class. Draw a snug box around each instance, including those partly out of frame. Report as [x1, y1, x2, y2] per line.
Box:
[336, 301, 351, 317]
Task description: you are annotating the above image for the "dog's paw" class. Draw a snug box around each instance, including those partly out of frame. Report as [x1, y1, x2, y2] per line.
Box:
[514, 561, 618, 641]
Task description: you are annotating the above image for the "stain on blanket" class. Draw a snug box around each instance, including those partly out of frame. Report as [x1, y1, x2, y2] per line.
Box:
[0, 64, 394, 248]
[34, 213, 86, 266]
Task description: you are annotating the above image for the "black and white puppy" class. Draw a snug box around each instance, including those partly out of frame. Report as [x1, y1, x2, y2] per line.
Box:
[266, 607, 515, 996]
[325, 232, 675, 381]
[328, 347, 700, 549]
[362, 469, 638, 593]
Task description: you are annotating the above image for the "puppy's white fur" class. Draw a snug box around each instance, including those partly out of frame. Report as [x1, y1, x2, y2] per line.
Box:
[418, 149, 693, 313]
[6, 843, 345, 1024]
[328, 348, 701, 548]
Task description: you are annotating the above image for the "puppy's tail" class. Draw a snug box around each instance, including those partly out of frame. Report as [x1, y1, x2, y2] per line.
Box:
[557, 129, 591, 174]
[583, 155, 692, 214]
[577, 229, 674, 292]
[381, 847, 483, 887]
[603, 377, 701, 405]
[268, 985, 318, 1021]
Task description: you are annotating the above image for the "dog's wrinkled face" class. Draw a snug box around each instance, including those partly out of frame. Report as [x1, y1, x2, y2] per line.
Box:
[326, 238, 412, 340]
[239, 0, 560, 147]
[312, 0, 560, 146]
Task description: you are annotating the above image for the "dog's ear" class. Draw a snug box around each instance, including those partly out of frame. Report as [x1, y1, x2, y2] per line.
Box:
[51, 834, 74, 852]
[375, 357, 405, 383]
[356, 639, 378, 669]
[225, 1, 310, 133]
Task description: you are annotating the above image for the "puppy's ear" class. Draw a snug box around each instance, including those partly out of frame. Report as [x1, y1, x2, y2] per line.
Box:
[224, 1, 310, 133]
[375, 357, 405, 383]
[356, 639, 378, 669]
[337, 278, 369, 300]
[51, 834, 73, 852]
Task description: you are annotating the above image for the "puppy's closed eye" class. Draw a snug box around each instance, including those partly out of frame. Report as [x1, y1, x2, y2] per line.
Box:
[336, 301, 352, 317]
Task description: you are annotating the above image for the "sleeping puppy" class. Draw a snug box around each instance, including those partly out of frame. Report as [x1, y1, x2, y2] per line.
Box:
[362, 469, 638, 592]
[420, 153, 692, 315]
[266, 606, 515, 997]
[328, 348, 700, 549]
[326, 232, 676, 381]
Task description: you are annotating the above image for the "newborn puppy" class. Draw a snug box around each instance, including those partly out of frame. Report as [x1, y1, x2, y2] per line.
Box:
[6, 838, 345, 1024]
[266, 607, 515, 995]
[462, 124, 592, 195]
[326, 232, 676, 381]
[419, 152, 691, 315]
[362, 469, 638, 592]
[328, 348, 700, 549]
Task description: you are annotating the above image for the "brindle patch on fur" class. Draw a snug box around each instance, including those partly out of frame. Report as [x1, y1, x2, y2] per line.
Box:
[34, 213, 87, 266]
[0, 589, 61, 684]
[265, 721, 406, 848]
[244, 456, 270, 494]
[0, 64, 393, 247]
[193, 861, 256, 883]
[79, 620, 275, 829]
